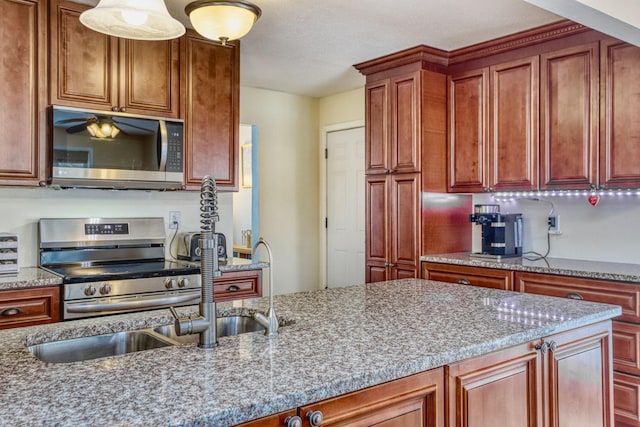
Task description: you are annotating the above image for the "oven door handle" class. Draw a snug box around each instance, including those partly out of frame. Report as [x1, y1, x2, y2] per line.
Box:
[67, 294, 200, 313]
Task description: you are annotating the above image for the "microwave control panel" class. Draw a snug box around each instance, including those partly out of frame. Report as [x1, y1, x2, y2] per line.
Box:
[165, 122, 184, 173]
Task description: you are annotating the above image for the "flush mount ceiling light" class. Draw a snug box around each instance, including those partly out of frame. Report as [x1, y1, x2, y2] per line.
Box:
[185, 0, 262, 45]
[79, 0, 185, 41]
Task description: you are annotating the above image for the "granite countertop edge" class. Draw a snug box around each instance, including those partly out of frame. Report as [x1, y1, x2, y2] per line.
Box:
[421, 253, 640, 283]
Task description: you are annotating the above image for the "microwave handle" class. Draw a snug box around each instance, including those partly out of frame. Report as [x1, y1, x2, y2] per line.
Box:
[158, 120, 168, 171]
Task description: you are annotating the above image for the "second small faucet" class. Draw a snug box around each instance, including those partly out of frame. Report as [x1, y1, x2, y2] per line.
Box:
[252, 238, 278, 336]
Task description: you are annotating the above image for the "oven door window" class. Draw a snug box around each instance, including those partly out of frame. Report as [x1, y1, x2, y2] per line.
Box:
[52, 109, 161, 172]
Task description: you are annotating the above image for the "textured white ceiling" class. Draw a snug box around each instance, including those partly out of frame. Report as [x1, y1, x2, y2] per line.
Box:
[79, 0, 563, 97]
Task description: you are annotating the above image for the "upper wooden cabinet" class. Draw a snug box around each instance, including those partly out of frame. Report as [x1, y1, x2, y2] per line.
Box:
[50, 0, 180, 118]
[540, 42, 599, 190]
[600, 39, 640, 190]
[0, 0, 47, 186]
[182, 31, 239, 190]
[448, 56, 539, 192]
[365, 71, 421, 175]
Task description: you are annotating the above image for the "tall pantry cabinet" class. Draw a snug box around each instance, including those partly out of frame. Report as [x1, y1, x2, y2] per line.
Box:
[355, 47, 471, 283]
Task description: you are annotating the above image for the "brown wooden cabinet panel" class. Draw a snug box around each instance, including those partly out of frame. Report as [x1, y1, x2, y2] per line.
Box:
[391, 73, 420, 174]
[50, 0, 179, 118]
[422, 262, 514, 290]
[0, 287, 60, 329]
[614, 371, 640, 427]
[600, 39, 640, 190]
[613, 321, 640, 376]
[489, 56, 539, 191]
[233, 409, 298, 427]
[365, 80, 389, 174]
[365, 175, 388, 265]
[540, 42, 599, 189]
[545, 321, 613, 427]
[446, 340, 542, 427]
[183, 31, 239, 189]
[299, 368, 444, 427]
[366, 263, 388, 284]
[0, 0, 46, 185]
[448, 69, 488, 193]
[213, 269, 262, 302]
[390, 173, 420, 271]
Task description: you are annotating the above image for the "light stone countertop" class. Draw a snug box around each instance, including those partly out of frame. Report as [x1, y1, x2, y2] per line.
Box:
[0, 279, 620, 426]
[421, 253, 640, 283]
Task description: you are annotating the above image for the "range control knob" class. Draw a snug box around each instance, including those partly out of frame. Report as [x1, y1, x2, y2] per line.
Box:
[178, 278, 189, 288]
[99, 283, 112, 295]
[165, 278, 177, 289]
[84, 286, 97, 296]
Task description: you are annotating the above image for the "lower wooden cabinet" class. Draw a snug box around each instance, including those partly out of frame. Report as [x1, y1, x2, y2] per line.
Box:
[235, 369, 444, 427]
[447, 321, 613, 427]
[614, 371, 640, 427]
[0, 287, 60, 329]
[214, 269, 262, 302]
[422, 262, 514, 290]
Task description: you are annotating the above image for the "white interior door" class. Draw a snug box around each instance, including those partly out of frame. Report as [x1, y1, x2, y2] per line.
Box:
[326, 126, 365, 287]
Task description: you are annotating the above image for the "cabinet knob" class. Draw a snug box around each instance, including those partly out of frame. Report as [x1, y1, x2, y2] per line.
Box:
[456, 278, 471, 285]
[565, 292, 583, 300]
[0, 307, 22, 316]
[226, 285, 240, 291]
[535, 340, 552, 354]
[548, 340, 557, 353]
[306, 410, 323, 427]
[284, 415, 302, 427]
[112, 106, 119, 112]
[119, 107, 126, 112]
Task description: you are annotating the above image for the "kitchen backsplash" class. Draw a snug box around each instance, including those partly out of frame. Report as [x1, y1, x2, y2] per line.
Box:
[0, 187, 234, 268]
[472, 193, 640, 264]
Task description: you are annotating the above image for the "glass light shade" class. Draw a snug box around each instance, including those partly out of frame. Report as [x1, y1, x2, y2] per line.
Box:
[186, 1, 261, 44]
[79, 0, 185, 41]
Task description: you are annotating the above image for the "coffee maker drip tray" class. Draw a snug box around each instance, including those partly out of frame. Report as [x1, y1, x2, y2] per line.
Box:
[469, 252, 522, 260]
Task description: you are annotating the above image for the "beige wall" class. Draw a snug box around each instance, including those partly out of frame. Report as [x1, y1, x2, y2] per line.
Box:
[240, 86, 321, 295]
[318, 87, 365, 128]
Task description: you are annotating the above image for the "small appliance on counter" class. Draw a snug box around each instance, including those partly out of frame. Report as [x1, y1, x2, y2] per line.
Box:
[470, 204, 523, 259]
[176, 231, 227, 264]
[0, 233, 18, 274]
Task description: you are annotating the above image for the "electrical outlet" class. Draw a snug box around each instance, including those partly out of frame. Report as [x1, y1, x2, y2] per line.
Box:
[548, 215, 561, 234]
[169, 211, 181, 229]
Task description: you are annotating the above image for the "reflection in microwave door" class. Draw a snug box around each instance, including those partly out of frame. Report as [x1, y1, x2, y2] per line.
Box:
[53, 147, 93, 168]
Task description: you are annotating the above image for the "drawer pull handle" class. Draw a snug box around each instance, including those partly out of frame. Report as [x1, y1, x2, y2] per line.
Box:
[457, 278, 471, 285]
[1, 307, 22, 316]
[306, 410, 324, 427]
[226, 285, 241, 291]
[284, 416, 302, 427]
[565, 292, 583, 300]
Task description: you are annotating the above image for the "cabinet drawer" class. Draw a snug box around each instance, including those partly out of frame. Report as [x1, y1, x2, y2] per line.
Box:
[614, 371, 640, 426]
[514, 272, 640, 323]
[614, 321, 640, 376]
[422, 262, 514, 290]
[0, 287, 60, 329]
[214, 270, 262, 302]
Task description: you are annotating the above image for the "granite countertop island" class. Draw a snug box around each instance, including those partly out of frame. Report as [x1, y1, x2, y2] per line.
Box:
[422, 252, 640, 283]
[0, 279, 621, 426]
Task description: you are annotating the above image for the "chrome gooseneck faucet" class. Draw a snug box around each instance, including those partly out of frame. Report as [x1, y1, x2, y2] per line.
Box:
[170, 175, 221, 349]
[252, 238, 278, 335]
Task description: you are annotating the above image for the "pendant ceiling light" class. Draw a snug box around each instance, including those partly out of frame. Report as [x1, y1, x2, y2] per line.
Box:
[185, 0, 262, 45]
[79, 0, 185, 41]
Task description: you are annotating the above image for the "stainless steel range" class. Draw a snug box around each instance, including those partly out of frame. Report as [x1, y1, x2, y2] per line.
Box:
[39, 217, 201, 320]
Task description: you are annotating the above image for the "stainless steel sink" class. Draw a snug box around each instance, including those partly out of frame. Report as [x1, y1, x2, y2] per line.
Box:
[28, 330, 173, 364]
[153, 315, 266, 344]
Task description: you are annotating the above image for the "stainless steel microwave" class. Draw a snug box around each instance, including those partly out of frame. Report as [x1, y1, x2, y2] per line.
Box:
[49, 106, 184, 190]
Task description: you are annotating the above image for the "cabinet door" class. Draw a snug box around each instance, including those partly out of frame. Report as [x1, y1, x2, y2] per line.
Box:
[389, 173, 420, 277]
[120, 38, 180, 118]
[50, 0, 118, 110]
[489, 57, 539, 191]
[544, 321, 613, 427]
[447, 340, 543, 427]
[391, 72, 421, 174]
[0, 0, 46, 185]
[540, 43, 599, 189]
[448, 69, 488, 193]
[600, 39, 640, 189]
[365, 175, 389, 268]
[299, 368, 444, 427]
[365, 80, 390, 174]
[183, 32, 239, 189]
[613, 371, 640, 427]
[366, 262, 388, 284]
[422, 262, 514, 290]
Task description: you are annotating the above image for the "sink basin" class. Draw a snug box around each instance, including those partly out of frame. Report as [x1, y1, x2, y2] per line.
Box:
[154, 315, 266, 344]
[28, 330, 172, 363]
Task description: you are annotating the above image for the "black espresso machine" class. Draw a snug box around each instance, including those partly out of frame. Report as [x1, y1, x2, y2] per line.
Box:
[470, 204, 523, 258]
